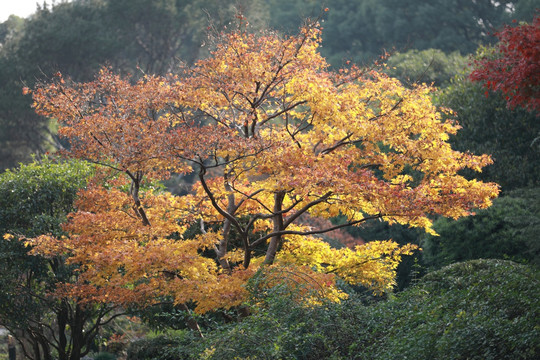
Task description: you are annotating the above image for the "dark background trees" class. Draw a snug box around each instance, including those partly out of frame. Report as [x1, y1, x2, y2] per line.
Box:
[0, 0, 233, 170]
[321, 0, 535, 65]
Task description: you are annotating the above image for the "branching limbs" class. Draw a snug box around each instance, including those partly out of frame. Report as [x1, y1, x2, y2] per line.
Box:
[126, 170, 151, 226]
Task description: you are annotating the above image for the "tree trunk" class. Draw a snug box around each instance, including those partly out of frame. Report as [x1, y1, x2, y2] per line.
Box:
[68, 304, 85, 360]
[7, 335, 16, 360]
[264, 191, 285, 264]
[57, 300, 68, 360]
[215, 183, 236, 273]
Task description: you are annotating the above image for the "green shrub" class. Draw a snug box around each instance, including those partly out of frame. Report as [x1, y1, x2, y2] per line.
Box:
[127, 332, 200, 360]
[128, 259, 539, 359]
[94, 352, 117, 360]
[422, 188, 540, 269]
[0, 156, 93, 237]
[198, 298, 338, 359]
[359, 259, 540, 359]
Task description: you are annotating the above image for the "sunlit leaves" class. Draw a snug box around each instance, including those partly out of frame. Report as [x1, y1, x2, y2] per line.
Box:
[27, 20, 499, 313]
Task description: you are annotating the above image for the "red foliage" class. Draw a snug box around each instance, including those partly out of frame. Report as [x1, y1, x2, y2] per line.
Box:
[470, 15, 540, 113]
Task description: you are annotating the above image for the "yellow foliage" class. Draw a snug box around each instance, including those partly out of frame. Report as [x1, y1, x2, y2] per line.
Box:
[26, 19, 499, 313]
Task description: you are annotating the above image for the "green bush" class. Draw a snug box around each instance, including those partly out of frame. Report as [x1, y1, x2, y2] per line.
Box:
[360, 259, 539, 359]
[422, 188, 540, 269]
[140, 259, 539, 359]
[0, 156, 93, 237]
[127, 332, 200, 360]
[94, 352, 117, 360]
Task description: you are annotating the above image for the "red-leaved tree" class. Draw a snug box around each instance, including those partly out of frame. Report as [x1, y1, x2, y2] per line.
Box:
[470, 15, 540, 113]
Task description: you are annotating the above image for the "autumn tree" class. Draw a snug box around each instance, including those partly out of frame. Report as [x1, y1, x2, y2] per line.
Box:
[25, 19, 499, 319]
[470, 15, 540, 113]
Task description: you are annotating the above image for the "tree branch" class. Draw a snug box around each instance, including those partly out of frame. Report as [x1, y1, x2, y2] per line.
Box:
[251, 213, 383, 248]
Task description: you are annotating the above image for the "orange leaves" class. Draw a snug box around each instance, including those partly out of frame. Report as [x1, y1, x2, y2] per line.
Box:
[26, 19, 500, 313]
[25, 234, 71, 258]
[32, 69, 189, 178]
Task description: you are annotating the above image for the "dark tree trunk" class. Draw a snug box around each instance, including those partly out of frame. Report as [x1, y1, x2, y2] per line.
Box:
[8, 335, 16, 360]
[264, 191, 286, 264]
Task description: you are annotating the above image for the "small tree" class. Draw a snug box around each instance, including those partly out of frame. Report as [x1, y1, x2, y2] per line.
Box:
[26, 20, 498, 318]
[0, 158, 124, 360]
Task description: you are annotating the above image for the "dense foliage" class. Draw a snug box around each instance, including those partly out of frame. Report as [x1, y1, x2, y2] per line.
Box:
[470, 15, 540, 113]
[126, 259, 540, 359]
[0, 157, 91, 236]
[0, 158, 123, 360]
[422, 187, 540, 268]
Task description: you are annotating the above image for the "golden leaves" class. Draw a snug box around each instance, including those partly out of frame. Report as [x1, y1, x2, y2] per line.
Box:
[26, 19, 499, 313]
[278, 235, 418, 295]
